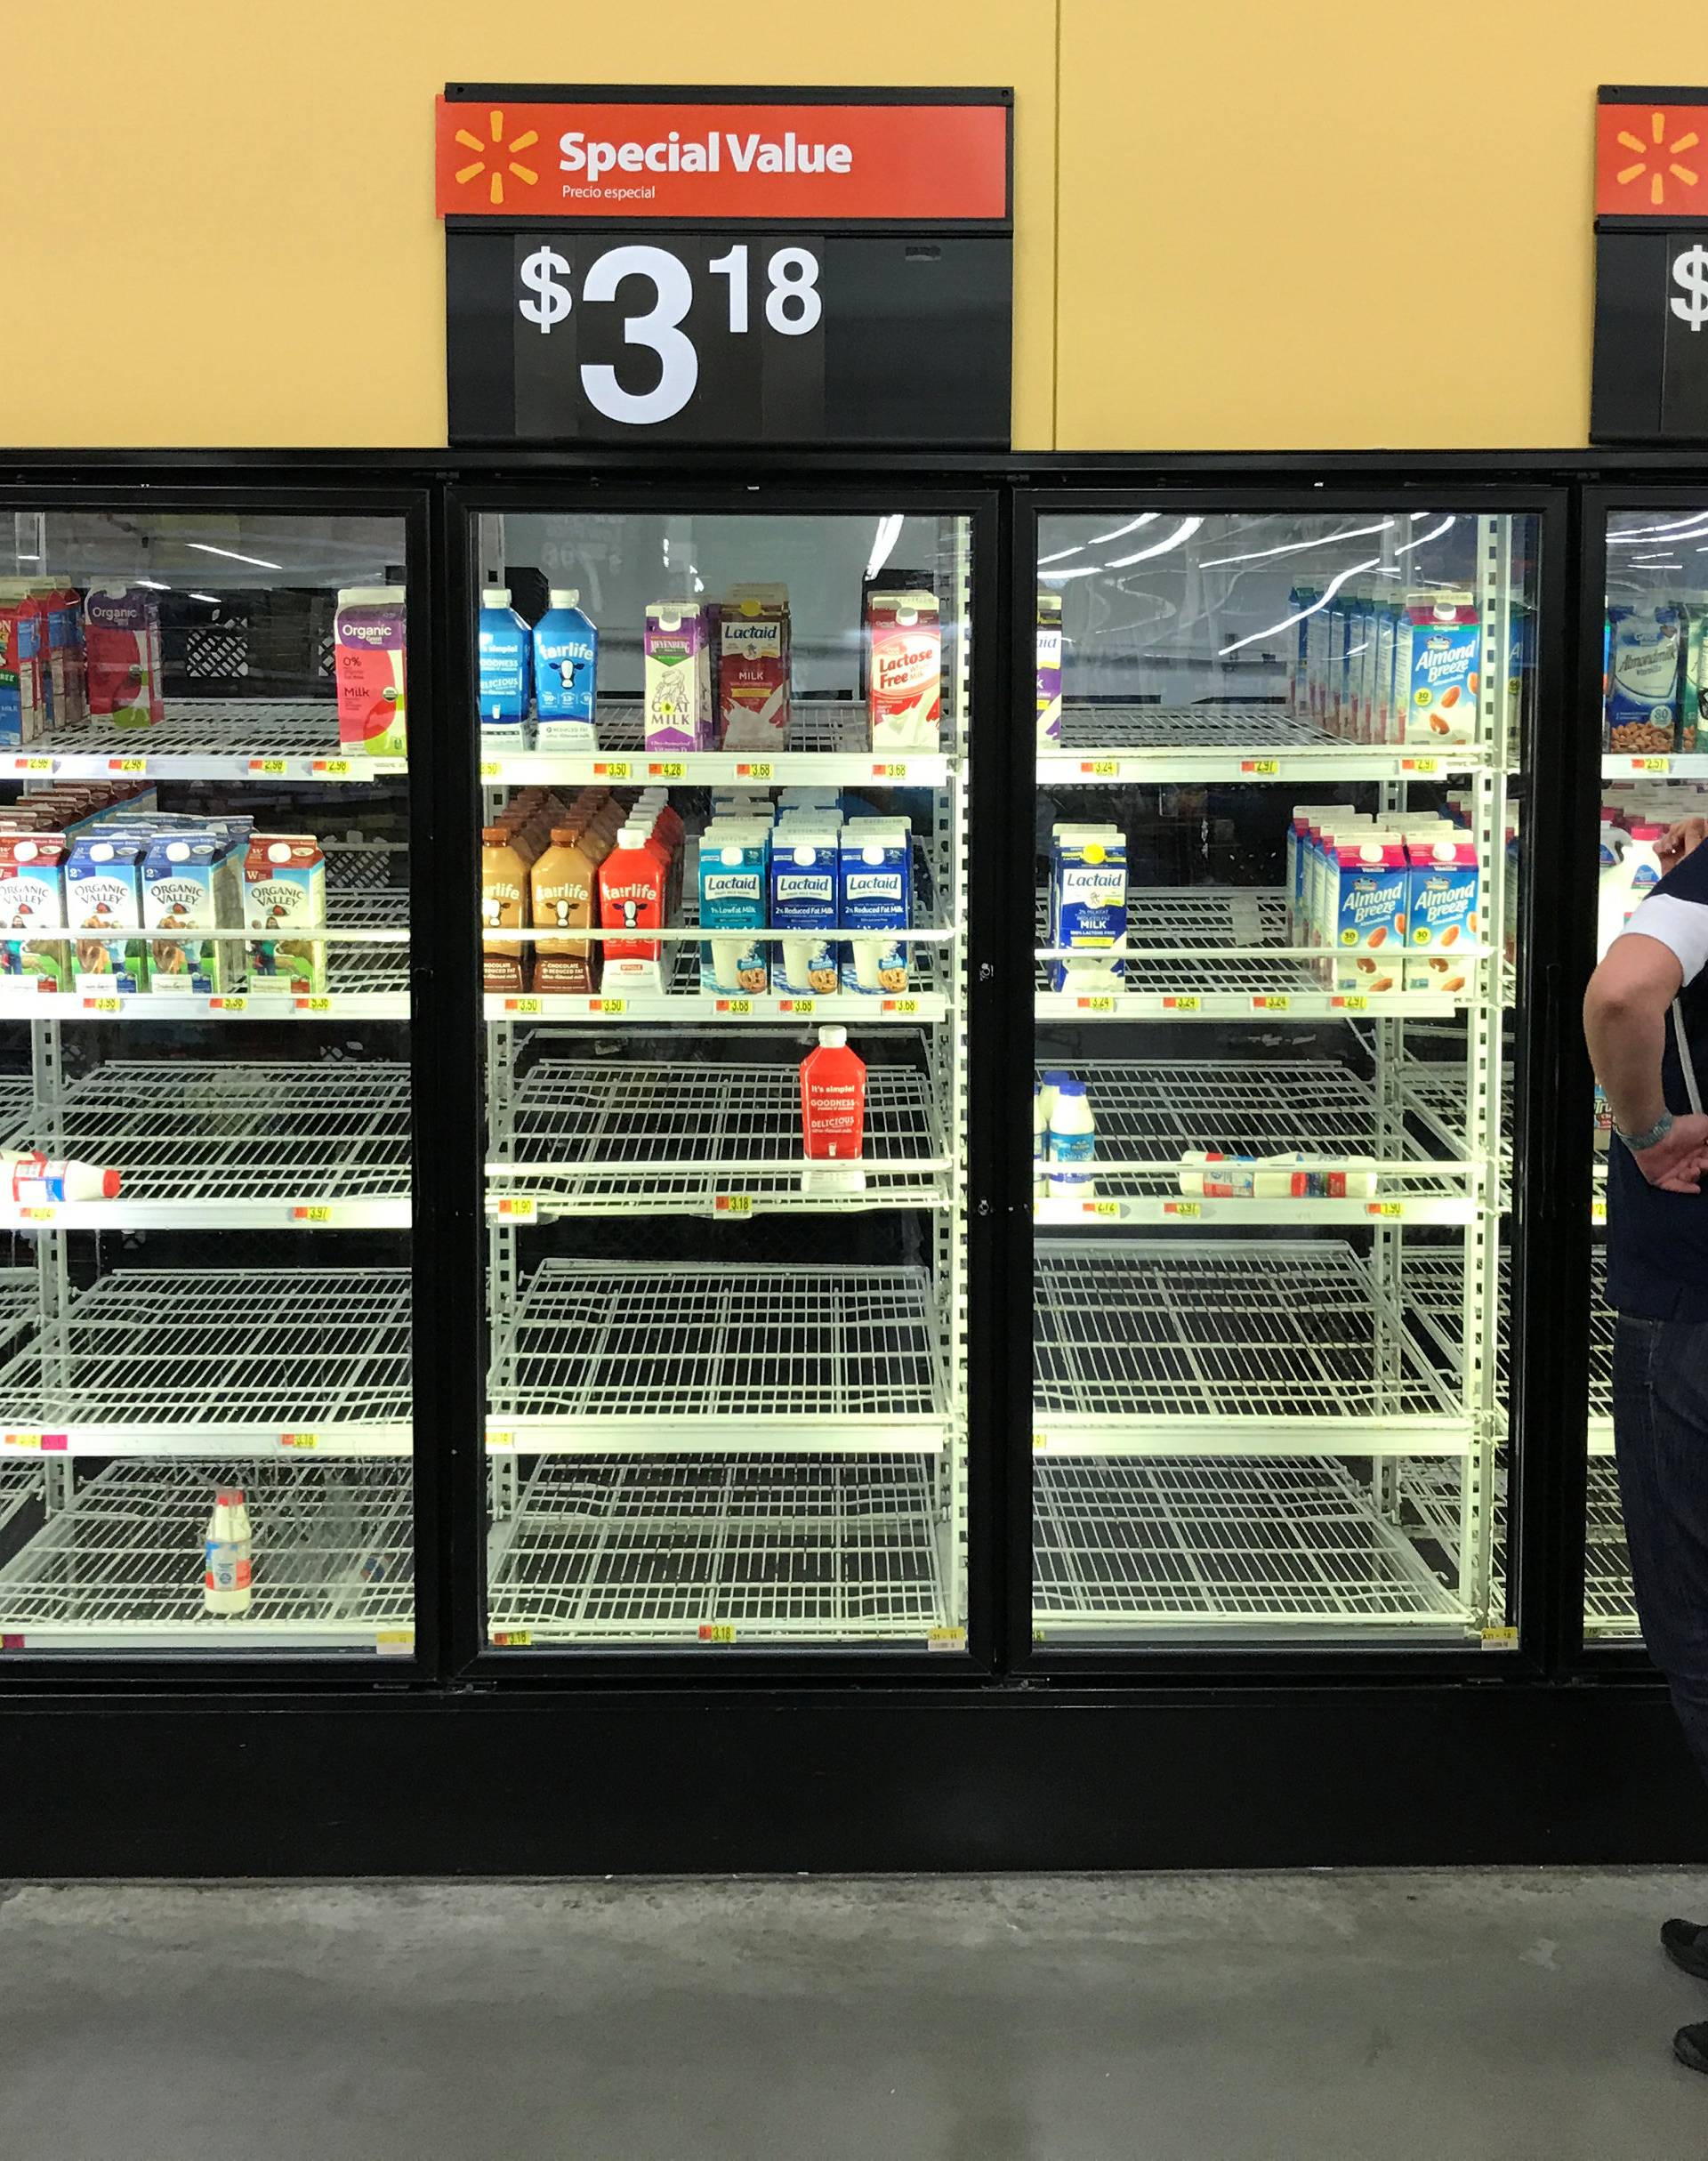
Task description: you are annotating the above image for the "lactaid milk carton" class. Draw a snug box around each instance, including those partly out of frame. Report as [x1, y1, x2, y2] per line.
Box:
[644, 600, 713, 752]
[84, 585, 162, 730]
[770, 827, 841, 996]
[0, 601, 44, 747]
[0, 834, 68, 989]
[697, 821, 770, 996]
[718, 585, 791, 751]
[1329, 833, 1406, 998]
[143, 831, 239, 996]
[244, 835, 326, 995]
[1048, 824, 1127, 991]
[1398, 589, 1479, 745]
[1036, 592, 1063, 749]
[868, 591, 941, 749]
[840, 818, 911, 995]
[66, 833, 147, 995]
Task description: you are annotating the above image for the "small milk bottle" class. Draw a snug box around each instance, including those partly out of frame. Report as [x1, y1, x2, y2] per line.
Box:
[1047, 1076, 1097, 1199]
[203, 1487, 253, 1617]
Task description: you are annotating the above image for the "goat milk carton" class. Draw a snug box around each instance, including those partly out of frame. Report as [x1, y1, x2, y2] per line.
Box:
[718, 585, 791, 751]
[840, 818, 912, 994]
[244, 835, 327, 995]
[1048, 824, 1127, 991]
[66, 834, 148, 995]
[143, 832, 239, 996]
[1035, 592, 1063, 749]
[1398, 589, 1479, 745]
[644, 601, 713, 752]
[697, 822, 770, 996]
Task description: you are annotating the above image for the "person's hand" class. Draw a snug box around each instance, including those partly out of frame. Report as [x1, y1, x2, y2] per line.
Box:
[1632, 1111, 1708, 1191]
[1658, 818, 1708, 873]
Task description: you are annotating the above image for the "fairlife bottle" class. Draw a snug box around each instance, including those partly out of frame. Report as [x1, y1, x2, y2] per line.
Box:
[533, 588, 598, 750]
[203, 1487, 253, 1617]
[1047, 1076, 1097, 1200]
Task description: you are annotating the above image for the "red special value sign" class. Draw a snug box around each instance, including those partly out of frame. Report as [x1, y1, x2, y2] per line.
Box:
[435, 93, 1011, 222]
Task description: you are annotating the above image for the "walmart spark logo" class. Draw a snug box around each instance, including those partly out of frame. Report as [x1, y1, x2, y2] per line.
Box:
[1614, 110, 1701, 208]
[453, 110, 540, 207]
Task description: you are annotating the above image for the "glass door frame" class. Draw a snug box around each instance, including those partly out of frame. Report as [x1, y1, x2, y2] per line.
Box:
[440, 470, 1007, 1683]
[0, 467, 445, 1689]
[1004, 478, 1575, 1682]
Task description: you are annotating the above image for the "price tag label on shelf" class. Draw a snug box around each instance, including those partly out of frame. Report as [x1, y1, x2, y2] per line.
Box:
[478, 759, 502, 780]
[312, 758, 354, 778]
[1631, 756, 1672, 773]
[82, 996, 124, 1014]
[591, 997, 627, 1016]
[505, 996, 543, 1016]
[882, 996, 920, 1015]
[292, 1205, 336, 1225]
[1480, 1625, 1519, 1650]
[780, 997, 816, 1017]
[4, 1432, 66, 1451]
[648, 760, 687, 779]
[927, 1626, 966, 1652]
[278, 1431, 319, 1450]
[1162, 995, 1201, 1012]
[713, 1194, 753, 1217]
[1082, 1199, 1122, 1218]
[16, 1205, 54, 1223]
[1366, 1201, 1405, 1219]
[491, 1629, 532, 1648]
[716, 998, 753, 1017]
[1251, 995, 1291, 1012]
[736, 762, 773, 781]
[1401, 756, 1440, 775]
[594, 760, 633, 780]
[871, 762, 909, 780]
[14, 756, 53, 774]
[1591, 1197, 1607, 1225]
[1082, 759, 1120, 778]
[496, 1197, 536, 1221]
[1164, 1200, 1202, 1218]
[1077, 995, 1116, 1014]
[487, 1430, 516, 1450]
[0, 1633, 24, 1651]
[1333, 995, 1370, 1012]
[295, 996, 334, 1014]
[107, 756, 148, 775]
[1239, 758, 1280, 776]
[375, 1630, 415, 1657]
[1031, 1431, 1051, 1452]
[698, 1623, 737, 1644]
[210, 996, 246, 1013]
[248, 757, 291, 777]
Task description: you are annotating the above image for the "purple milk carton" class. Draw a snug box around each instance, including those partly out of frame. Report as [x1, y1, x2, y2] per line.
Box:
[643, 601, 712, 751]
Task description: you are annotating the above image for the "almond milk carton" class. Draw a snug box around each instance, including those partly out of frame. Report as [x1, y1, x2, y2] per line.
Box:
[644, 601, 712, 751]
[868, 590, 941, 750]
[1329, 832, 1406, 998]
[244, 835, 326, 995]
[1398, 589, 1479, 745]
[718, 584, 791, 751]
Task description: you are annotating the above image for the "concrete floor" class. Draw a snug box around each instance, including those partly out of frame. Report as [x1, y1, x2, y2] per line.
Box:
[2, 1872, 1707, 2157]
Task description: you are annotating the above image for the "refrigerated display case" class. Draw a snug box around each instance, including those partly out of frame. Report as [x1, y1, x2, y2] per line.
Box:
[0, 493, 424, 1658]
[1022, 495, 1535, 1645]
[459, 490, 984, 1655]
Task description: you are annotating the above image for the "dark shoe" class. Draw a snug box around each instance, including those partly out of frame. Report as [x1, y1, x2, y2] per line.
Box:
[1676, 2021, 1708, 2073]
[1664, 1918, 1708, 1980]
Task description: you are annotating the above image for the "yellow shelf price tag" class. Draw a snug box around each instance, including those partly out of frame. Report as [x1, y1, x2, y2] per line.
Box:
[3, 1432, 41, 1449]
[699, 1623, 737, 1644]
[1334, 995, 1370, 1012]
[595, 760, 633, 779]
[1031, 1431, 1051, 1452]
[1480, 1625, 1519, 1650]
[487, 1430, 516, 1449]
[1402, 756, 1441, 775]
[478, 759, 501, 780]
[1366, 1201, 1405, 1219]
[313, 758, 353, 778]
[506, 996, 542, 1016]
[714, 1194, 753, 1217]
[491, 1630, 533, 1648]
[1083, 1199, 1122, 1218]
[210, 996, 246, 1013]
[649, 760, 687, 779]
[1162, 995, 1201, 1012]
[279, 1431, 319, 1450]
[293, 1205, 335, 1225]
[295, 996, 333, 1014]
[1164, 1200, 1202, 1218]
[17, 756, 53, 773]
[1083, 759, 1120, 778]
[249, 757, 290, 777]
[1252, 995, 1291, 1012]
[1591, 1197, 1607, 1225]
[716, 997, 753, 1017]
[1078, 995, 1116, 1014]
[375, 1630, 415, 1657]
[1632, 756, 1671, 774]
[927, 1626, 966, 1652]
[882, 996, 920, 1015]
[497, 1197, 536, 1220]
[82, 996, 123, 1013]
[17, 1205, 55, 1223]
[106, 756, 147, 775]
[736, 761, 774, 780]
[1240, 758, 1280, 776]
[593, 997, 627, 1016]
[782, 997, 816, 1017]
[871, 762, 909, 779]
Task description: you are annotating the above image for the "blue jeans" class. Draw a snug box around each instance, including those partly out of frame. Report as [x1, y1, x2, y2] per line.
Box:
[1614, 1313, 1708, 1783]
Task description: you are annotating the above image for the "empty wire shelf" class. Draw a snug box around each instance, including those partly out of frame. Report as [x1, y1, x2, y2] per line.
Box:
[487, 1454, 945, 1643]
[492, 1055, 949, 1214]
[0, 1265, 413, 1452]
[1033, 1457, 1465, 1635]
[0, 1460, 413, 1648]
[1033, 1238, 1465, 1450]
[0, 1460, 36, 1540]
[19, 697, 406, 781]
[1586, 1460, 1639, 1636]
[1056, 703, 1325, 754]
[488, 1262, 949, 1451]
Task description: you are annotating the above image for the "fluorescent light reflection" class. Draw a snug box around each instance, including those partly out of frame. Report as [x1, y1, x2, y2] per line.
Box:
[1197, 518, 1395, 570]
[1610, 514, 1708, 545]
[1218, 554, 1382, 657]
[1104, 516, 1203, 568]
[866, 513, 905, 582]
[185, 543, 283, 570]
[1391, 514, 1455, 557]
[189, 593, 222, 605]
[1087, 513, 1159, 547]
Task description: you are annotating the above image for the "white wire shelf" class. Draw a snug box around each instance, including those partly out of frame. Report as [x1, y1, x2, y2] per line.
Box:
[0, 1266, 412, 1457]
[2, 697, 407, 783]
[1032, 1238, 1469, 1455]
[486, 1454, 947, 1644]
[0, 1460, 36, 1540]
[0, 1060, 412, 1230]
[1031, 1057, 1476, 1227]
[487, 1261, 949, 1454]
[0, 1461, 414, 1651]
[1585, 1461, 1640, 1637]
[1038, 703, 1486, 786]
[487, 1055, 949, 1218]
[1034, 887, 1472, 1022]
[1032, 1457, 1468, 1637]
[479, 695, 952, 789]
[1398, 1055, 1514, 1177]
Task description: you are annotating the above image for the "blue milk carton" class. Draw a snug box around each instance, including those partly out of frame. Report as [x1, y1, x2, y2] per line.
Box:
[770, 827, 841, 996]
[1048, 824, 1127, 991]
[533, 588, 598, 751]
[1398, 588, 1481, 746]
[1606, 603, 1682, 756]
[142, 830, 239, 996]
[477, 587, 531, 745]
[66, 833, 148, 995]
[697, 820, 770, 996]
[840, 818, 912, 995]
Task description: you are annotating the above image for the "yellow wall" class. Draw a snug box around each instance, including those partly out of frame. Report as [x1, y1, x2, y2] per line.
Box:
[0, 1, 1690, 448]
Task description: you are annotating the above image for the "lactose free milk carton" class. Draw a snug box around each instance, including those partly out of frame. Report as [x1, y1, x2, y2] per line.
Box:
[334, 586, 407, 757]
[697, 821, 769, 995]
[1398, 589, 1479, 745]
[868, 590, 941, 749]
[771, 827, 840, 996]
[1048, 824, 1127, 991]
[0, 834, 68, 989]
[143, 831, 240, 996]
[840, 818, 911, 994]
[718, 585, 791, 751]
[66, 834, 147, 995]
[84, 585, 163, 730]
[244, 835, 326, 995]
[1035, 592, 1063, 750]
[644, 601, 713, 752]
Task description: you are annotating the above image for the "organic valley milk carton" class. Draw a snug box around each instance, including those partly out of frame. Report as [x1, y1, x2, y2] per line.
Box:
[1048, 824, 1127, 991]
[84, 585, 163, 730]
[697, 821, 770, 995]
[143, 831, 238, 996]
[0, 834, 68, 989]
[840, 818, 912, 994]
[1398, 588, 1479, 745]
[334, 585, 407, 757]
[718, 585, 791, 751]
[243, 835, 326, 994]
[66, 833, 147, 995]
[644, 601, 712, 751]
[868, 590, 941, 749]
[1035, 591, 1063, 749]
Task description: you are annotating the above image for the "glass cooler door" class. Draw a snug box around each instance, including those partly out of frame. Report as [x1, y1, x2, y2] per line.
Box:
[1025, 495, 1536, 1648]
[0, 494, 421, 1660]
[466, 491, 980, 1656]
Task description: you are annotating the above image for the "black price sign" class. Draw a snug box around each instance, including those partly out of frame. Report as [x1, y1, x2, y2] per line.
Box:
[1591, 86, 1708, 441]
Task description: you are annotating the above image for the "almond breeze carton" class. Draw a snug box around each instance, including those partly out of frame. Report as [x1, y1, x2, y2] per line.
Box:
[1048, 824, 1127, 991]
[644, 601, 712, 752]
[244, 835, 326, 995]
[1398, 589, 1479, 745]
[0, 834, 68, 989]
[143, 832, 239, 995]
[66, 834, 147, 995]
[1329, 834, 1406, 998]
[840, 818, 911, 994]
[718, 585, 791, 751]
[84, 585, 163, 730]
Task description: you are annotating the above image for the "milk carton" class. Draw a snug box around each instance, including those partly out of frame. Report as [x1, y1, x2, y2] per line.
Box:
[0, 834, 68, 989]
[644, 601, 713, 751]
[718, 584, 791, 751]
[143, 831, 238, 995]
[840, 818, 912, 994]
[65, 833, 147, 995]
[0, 601, 44, 746]
[84, 585, 162, 730]
[1329, 833, 1406, 997]
[244, 835, 326, 995]
[1607, 603, 1683, 757]
[1372, 591, 1400, 744]
[867, 590, 941, 749]
[1307, 596, 1332, 730]
[1398, 589, 1479, 745]
[1406, 837, 1479, 962]
[334, 585, 407, 757]
[697, 821, 769, 995]
[1287, 586, 1318, 716]
[770, 828, 840, 996]
[1048, 824, 1127, 990]
[1035, 591, 1063, 749]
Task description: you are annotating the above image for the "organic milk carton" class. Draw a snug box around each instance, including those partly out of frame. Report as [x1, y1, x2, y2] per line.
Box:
[143, 831, 239, 996]
[84, 585, 162, 730]
[0, 834, 68, 989]
[1329, 833, 1407, 998]
[1048, 824, 1127, 991]
[1035, 591, 1063, 749]
[334, 585, 407, 757]
[718, 584, 791, 751]
[644, 601, 712, 751]
[1607, 603, 1684, 756]
[697, 820, 770, 995]
[770, 827, 841, 996]
[0, 601, 44, 746]
[867, 590, 941, 749]
[244, 835, 326, 995]
[65, 833, 147, 995]
[1398, 589, 1479, 745]
[840, 818, 912, 994]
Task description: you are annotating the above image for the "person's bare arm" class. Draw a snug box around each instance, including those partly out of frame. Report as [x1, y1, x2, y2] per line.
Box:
[1585, 931, 1708, 1191]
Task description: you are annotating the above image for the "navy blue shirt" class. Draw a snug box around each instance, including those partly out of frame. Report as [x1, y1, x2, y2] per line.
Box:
[1607, 838, 1708, 1318]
